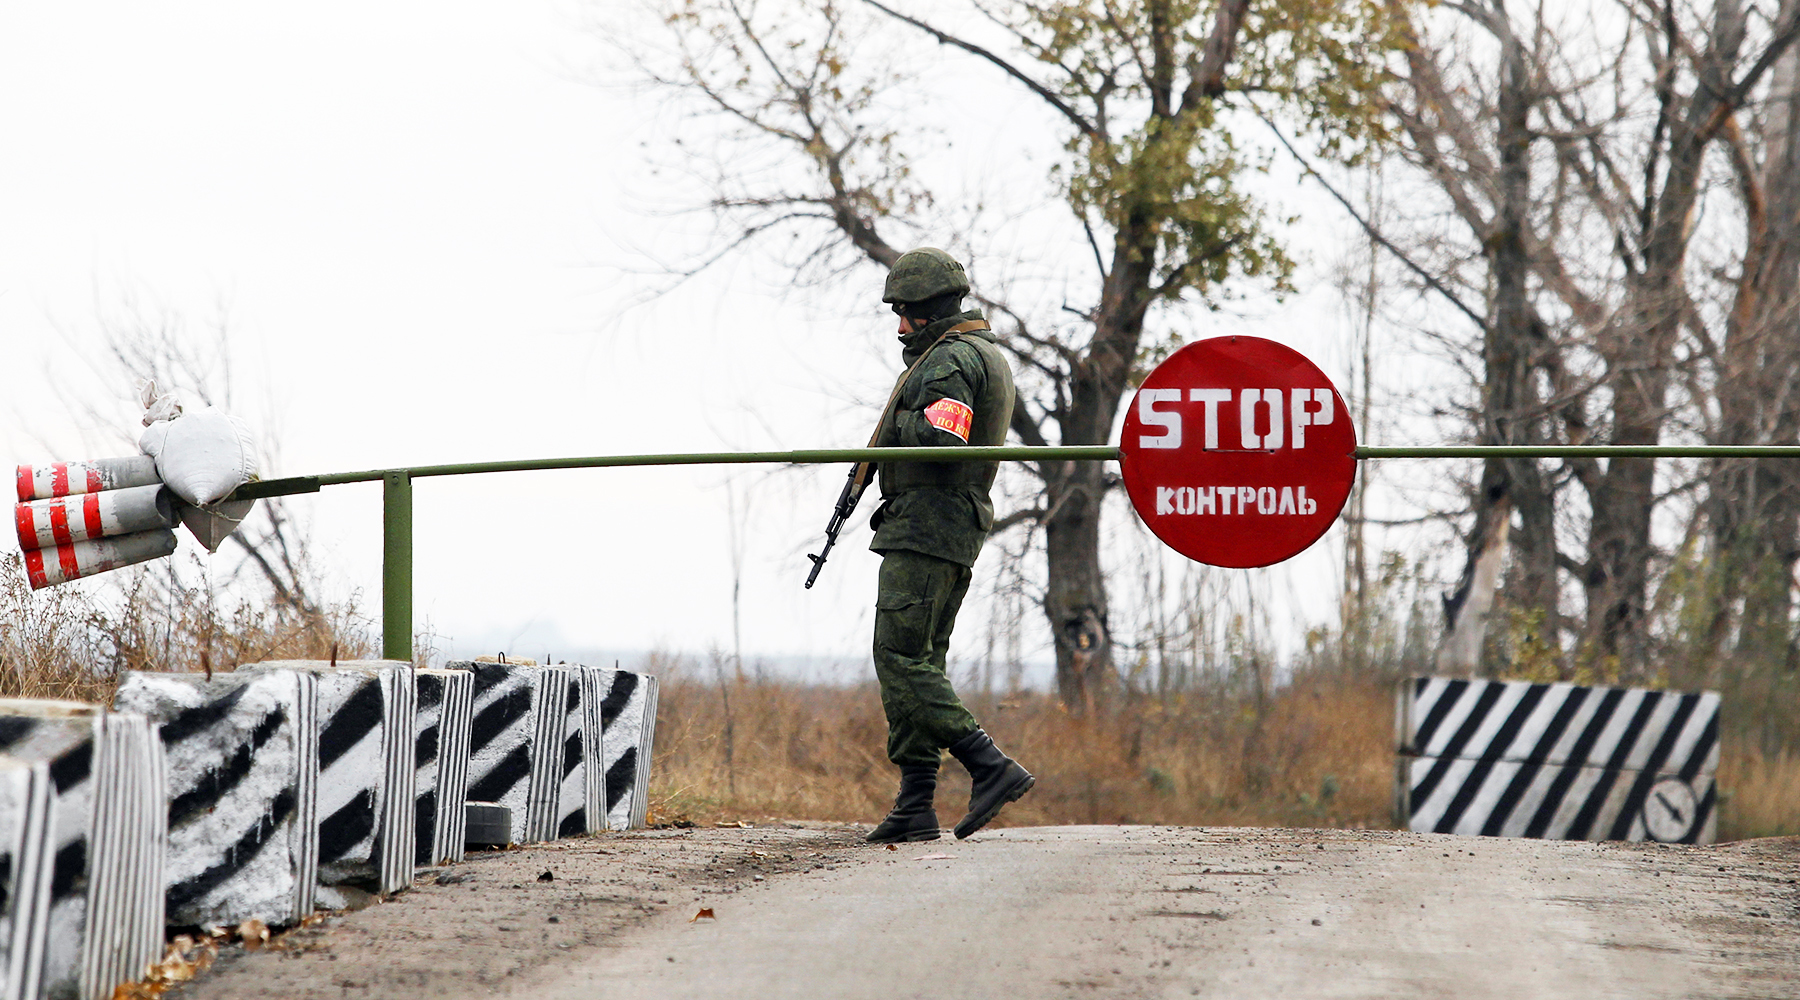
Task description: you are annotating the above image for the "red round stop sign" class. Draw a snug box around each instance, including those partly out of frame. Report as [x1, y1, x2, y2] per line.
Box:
[1120, 336, 1357, 568]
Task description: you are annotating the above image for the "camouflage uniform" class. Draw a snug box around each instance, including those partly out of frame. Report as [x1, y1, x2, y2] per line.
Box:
[869, 308, 1015, 767]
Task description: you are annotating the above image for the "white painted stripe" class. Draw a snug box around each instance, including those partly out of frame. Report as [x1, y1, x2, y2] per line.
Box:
[633, 676, 659, 831]
[433, 671, 472, 864]
[1666, 693, 1721, 776]
[1417, 682, 1484, 759]
[526, 667, 570, 844]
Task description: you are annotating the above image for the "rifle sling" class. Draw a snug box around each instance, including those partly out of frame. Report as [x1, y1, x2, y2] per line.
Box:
[852, 319, 991, 489]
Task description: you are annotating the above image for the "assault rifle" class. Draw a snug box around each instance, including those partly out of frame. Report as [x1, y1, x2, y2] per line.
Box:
[804, 320, 984, 588]
[804, 461, 873, 589]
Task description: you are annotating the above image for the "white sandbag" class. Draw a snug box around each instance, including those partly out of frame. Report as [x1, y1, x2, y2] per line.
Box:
[140, 407, 259, 507]
[137, 379, 182, 427]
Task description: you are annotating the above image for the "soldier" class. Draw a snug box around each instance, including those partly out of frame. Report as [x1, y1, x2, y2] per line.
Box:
[864, 246, 1035, 843]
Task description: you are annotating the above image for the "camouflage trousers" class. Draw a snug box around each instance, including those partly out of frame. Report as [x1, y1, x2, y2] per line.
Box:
[873, 549, 981, 767]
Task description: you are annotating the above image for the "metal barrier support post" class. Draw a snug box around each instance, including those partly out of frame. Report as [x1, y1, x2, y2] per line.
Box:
[382, 470, 413, 662]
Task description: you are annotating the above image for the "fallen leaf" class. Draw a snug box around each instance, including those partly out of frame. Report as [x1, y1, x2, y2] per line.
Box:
[690, 907, 716, 922]
[237, 918, 269, 950]
[885, 844, 898, 852]
[913, 853, 957, 861]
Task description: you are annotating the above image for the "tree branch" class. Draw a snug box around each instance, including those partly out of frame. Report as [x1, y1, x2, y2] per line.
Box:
[862, 0, 1100, 139]
[992, 507, 1047, 533]
[1255, 108, 1488, 330]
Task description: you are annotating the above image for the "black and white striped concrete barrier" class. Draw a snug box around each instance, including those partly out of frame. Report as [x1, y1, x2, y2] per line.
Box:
[456, 661, 535, 847]
[414, 669, 473, 867]
[0, 757, 53, 1000]
[454, 662, 578, 845]
[113, 669, 320, 927]
[1396, 677, 1720, 843]
[555, 669, 591, 839]
[0, 701, 165, 1000]
[245, 662, 416, 901]
[597, 668, 659, 831]
[0, 656, 657, 996]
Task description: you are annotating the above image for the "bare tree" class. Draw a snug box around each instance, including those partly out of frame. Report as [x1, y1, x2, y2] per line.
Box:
[1368, 0, 1800, 675]
[627, 0, 1400, 704]
[36, 305, 331, 630]
[1706, 36, 1800, 668]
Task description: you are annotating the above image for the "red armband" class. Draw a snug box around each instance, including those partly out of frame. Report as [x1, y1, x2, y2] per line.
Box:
[923, 398, 974, 442]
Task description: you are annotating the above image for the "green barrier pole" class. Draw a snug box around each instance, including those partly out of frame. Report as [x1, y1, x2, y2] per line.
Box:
[382, 470, 413, 662]
[225, 441, 1800, 667]
[228, 443, 1800, 503]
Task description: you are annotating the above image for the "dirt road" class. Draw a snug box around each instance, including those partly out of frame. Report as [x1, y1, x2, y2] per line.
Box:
[173, 824, 1797, 1000]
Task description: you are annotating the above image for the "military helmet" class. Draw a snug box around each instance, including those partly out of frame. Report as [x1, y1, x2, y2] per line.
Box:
[882, 247, 971, 304]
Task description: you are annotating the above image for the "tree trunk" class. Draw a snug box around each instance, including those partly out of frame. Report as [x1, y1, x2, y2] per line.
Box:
[1440, 493, 1510, 675]
[1584, 278, 1679, 674]
[1044, 460, 1111, 707]
[1045, 221, 1157, 706]
[1583, 33, 1732, 671]
[1711, 45, 1800, 665]
[1444, 22, 1553, 674]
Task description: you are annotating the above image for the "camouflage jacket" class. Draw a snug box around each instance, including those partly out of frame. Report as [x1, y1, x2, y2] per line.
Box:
[869, 308, 1016, 567]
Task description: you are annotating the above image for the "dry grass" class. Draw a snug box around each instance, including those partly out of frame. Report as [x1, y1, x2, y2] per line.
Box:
[1718, 748, 1800, 841]
[649, 655, 1800, 842]
[649, 657, 1394, 832]
[0, 552, 373, 704]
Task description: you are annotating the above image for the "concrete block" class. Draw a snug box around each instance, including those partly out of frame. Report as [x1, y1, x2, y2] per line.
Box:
[596, 669, 659, 831]
[113, 669, 320, 927]
[413, 669, 472, 867]
[245, 662, 416, 899]
[0, 701, 165, 1000]
[1396, 677, 1720, 843]
[0, 757, 53, 1000]
[451, 662, 569, 845]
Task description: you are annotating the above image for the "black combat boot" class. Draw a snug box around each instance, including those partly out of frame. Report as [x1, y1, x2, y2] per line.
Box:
[865, 765, 942, 843]
[947, 728, 1035, 839]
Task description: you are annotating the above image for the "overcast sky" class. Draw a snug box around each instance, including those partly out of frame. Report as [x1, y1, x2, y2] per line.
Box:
[0, 1, 1446, 682]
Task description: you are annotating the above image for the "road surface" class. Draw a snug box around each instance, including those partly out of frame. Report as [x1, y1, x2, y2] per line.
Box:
[172, 824, 1797, 999]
